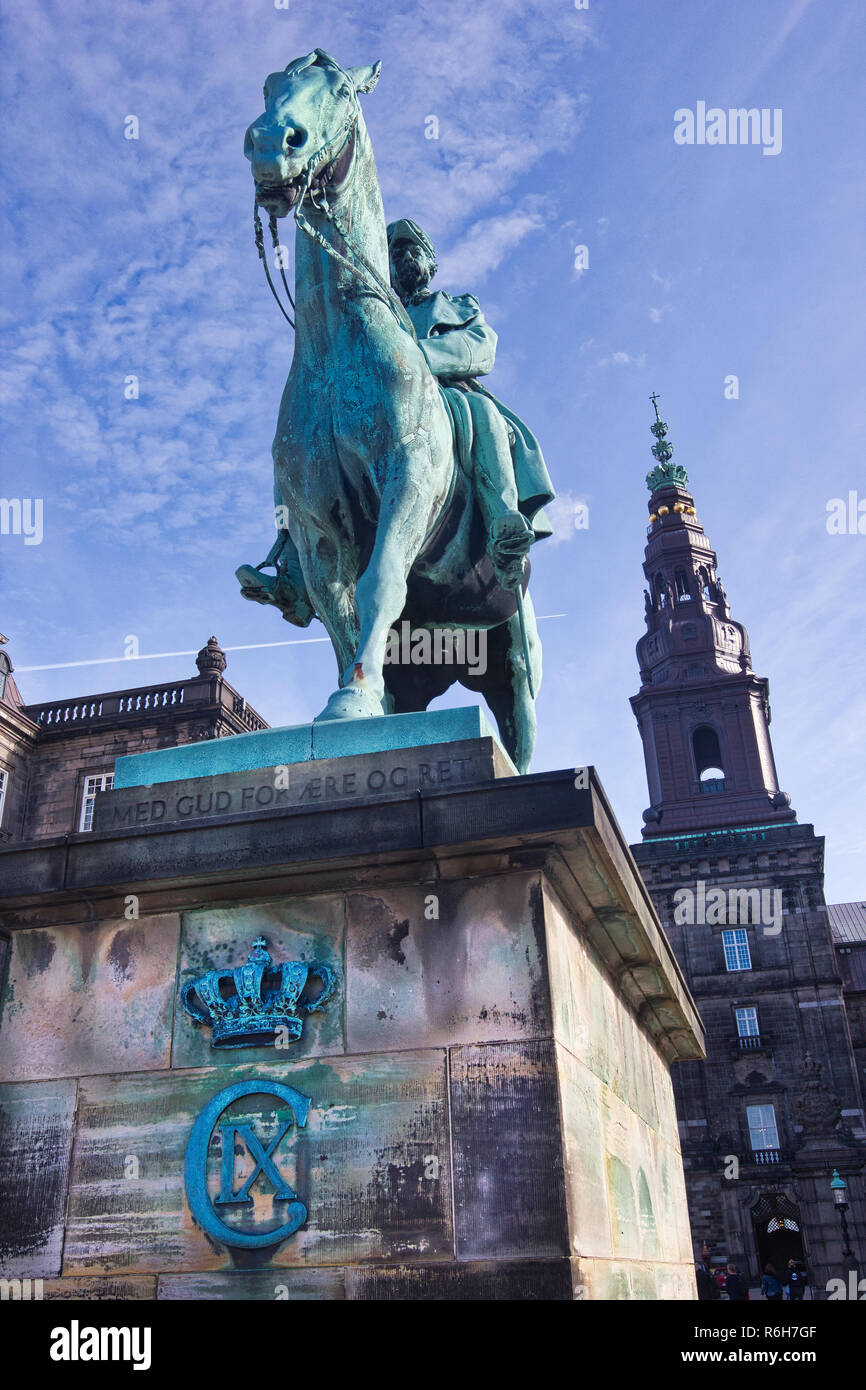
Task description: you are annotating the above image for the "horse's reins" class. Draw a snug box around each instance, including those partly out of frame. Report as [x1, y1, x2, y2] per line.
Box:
[253, 206, 295, 327]
[252, 71, 416, 342]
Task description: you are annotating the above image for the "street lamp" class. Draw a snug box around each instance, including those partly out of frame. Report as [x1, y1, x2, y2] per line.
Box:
[829, 1169, 860, 1275]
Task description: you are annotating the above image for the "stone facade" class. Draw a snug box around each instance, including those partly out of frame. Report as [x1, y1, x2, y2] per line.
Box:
[632, 825, 866, 1292]
[831, 902, 866, 1121]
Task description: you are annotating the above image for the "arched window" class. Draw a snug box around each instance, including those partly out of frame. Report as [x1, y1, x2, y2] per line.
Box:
[654, 573, 666, 607]
[675, 568, 692, 600]
[0, 653, 11, 703]
[693, 724, 725, 792]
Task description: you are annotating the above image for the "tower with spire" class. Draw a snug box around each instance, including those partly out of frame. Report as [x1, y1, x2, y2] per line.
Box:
[628, 395, 865, 1296]
[631, 396, 795, 836]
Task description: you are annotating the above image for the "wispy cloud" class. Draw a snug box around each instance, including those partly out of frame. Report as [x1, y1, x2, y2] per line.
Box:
[438, 205, 547, 286]
[598, 350, 647, 368]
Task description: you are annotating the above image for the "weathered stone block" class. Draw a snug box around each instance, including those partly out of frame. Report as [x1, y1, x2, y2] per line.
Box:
[573, 1255, 696, 1301]
[157, 1269, 345, 1300]
[544, 881, 665, 1134]
[450, 1040, 570, 1260]
[173, 897, 345, 1069]
[576, 1065, 692, 1271]
[345, 874, 549, 1053]
[64, 1051, 451, 1274]
[0, 1079, 77, 1277]
[42, 1275, 157, 1300]
[553, 1046, 613, 1259]
[0, 916, 179, 1083]
[347, 1259, 573, 1300]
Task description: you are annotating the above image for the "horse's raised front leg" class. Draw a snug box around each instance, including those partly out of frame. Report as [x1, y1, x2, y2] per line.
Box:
[315, 447, 436, 722]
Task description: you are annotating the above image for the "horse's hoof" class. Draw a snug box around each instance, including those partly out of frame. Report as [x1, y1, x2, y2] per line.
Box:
[314, 686, 383, 722]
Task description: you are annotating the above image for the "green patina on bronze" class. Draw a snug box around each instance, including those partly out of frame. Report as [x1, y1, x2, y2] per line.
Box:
[180, 936, 337, 1049]
[235, 50, 557, 772]
[646, 392, 688, 493]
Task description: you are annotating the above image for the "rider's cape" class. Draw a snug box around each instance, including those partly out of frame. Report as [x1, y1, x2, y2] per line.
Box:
[405, 291, 555, 540]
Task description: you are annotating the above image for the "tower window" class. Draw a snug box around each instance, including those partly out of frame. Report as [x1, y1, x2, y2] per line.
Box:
[693, 725, 725, 791]
[654, 573, 666, 607]
[675, 568, 692, 600]
[0, 653, 10, 702]
[722, 928, 752, 971]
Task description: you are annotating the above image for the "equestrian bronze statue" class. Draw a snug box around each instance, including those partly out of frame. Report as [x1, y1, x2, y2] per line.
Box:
[236, 50, 555, 772]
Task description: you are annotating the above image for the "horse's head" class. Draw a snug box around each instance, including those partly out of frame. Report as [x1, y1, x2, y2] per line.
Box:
[245, 49, 381, 218]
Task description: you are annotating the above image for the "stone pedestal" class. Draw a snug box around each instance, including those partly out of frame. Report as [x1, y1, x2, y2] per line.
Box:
[0, 716, 704, 1300]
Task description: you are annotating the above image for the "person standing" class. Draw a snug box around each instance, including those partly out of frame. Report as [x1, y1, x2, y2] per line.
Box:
[725, 1264, 749, 1301]
[786, 1259, 807, 1300]
[761, 1263, 783, 1300]
[696, 1261, 720, 1300]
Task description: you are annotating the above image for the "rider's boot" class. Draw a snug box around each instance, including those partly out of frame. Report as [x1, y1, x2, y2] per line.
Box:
[235, 564, 316, 627]
[488, 510, 534, 591]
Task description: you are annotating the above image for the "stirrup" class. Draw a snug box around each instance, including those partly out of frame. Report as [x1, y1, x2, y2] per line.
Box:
[236, 564, 276, 602]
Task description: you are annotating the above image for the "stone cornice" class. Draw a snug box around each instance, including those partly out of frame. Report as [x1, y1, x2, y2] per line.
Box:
[0, 765, 705, 1064]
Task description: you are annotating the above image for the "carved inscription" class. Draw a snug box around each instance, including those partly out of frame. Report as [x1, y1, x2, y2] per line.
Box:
[93, 750, 485, 830]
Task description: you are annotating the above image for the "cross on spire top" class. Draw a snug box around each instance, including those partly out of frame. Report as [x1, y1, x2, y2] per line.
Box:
[645, 392, 688, 493]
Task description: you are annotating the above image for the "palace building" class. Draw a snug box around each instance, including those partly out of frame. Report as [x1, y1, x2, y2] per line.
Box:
[0, 636, 267, 844]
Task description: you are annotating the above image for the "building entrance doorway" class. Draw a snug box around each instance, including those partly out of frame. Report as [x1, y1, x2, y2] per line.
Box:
[751, 1191, 806, 1281]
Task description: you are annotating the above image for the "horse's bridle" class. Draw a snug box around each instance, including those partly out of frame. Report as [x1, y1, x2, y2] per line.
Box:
[253, 57, 416, 341]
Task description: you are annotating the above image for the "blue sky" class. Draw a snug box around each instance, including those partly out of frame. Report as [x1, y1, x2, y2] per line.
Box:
[1, 0, 864, 900]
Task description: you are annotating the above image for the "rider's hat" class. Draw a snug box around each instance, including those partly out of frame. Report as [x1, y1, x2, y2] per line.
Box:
[386, 219, 437, 268]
